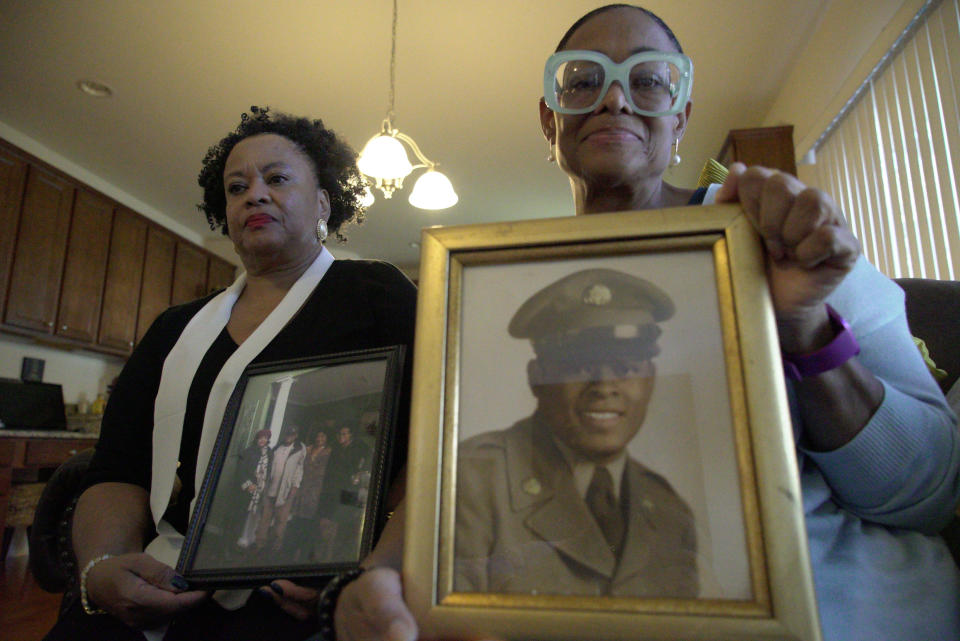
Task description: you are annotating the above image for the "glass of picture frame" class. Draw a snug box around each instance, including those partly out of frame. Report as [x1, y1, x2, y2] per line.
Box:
[177, 346, 405, 589]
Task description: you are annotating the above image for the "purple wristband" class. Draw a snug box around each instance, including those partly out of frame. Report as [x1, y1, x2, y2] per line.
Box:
[782, 304, 860, 381]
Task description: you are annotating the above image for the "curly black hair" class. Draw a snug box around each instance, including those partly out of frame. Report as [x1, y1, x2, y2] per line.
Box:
[197, 106, 366, 242]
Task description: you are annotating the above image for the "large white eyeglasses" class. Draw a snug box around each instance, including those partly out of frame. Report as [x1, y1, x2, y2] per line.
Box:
[544, 50, 693, 117]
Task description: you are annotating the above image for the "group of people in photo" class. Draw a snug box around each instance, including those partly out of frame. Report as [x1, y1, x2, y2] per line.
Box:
[233, 417, 374, 565]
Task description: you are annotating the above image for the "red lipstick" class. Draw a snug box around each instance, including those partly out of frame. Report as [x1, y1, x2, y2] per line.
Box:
[245, 214, 273, 229]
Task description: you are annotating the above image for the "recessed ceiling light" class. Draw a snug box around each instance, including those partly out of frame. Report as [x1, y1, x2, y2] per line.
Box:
[76, 79, 113, 98]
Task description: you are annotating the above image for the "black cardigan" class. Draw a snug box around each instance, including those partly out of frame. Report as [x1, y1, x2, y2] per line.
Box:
[84, 259, 417, 534]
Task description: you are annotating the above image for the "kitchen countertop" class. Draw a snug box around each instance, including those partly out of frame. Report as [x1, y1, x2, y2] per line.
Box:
[0, 429, 99, 440]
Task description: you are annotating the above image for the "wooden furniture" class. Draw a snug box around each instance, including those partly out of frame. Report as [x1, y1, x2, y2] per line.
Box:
[0, 432, 98, 537]
[0, 147, 29, 322]
[4, 166, 73, 334]
[98, 208, 148, 352]
[717, 125, 797, 176]
[171, 241, 210, 306]
[56, 188, 113, 343]
[135, 226, 177, 344]
[207, 254, 238, 294]
[0, 138, 237, 357]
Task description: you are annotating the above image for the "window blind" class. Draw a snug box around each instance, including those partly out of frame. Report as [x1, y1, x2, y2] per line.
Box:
[808, 0, 960, 279]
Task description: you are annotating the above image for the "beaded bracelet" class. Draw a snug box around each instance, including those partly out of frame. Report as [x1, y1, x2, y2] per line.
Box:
[80, 553, 113, 615]
[317, 568, 366, 641]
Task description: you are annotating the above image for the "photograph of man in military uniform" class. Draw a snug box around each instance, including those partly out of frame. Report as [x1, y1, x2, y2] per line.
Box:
[454, 254, 751, 600]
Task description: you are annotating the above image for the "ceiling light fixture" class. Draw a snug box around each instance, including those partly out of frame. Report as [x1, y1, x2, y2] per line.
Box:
[357, 0, 458, 210]
[76, 79, 113, 98]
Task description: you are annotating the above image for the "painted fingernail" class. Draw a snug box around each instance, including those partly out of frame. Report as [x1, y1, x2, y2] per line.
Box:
[269, 582, 284, 596]
[171, 575, 189, 590]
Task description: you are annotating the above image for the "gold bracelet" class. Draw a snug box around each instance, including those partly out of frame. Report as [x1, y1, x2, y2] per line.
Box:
[80, 553, 113, 615]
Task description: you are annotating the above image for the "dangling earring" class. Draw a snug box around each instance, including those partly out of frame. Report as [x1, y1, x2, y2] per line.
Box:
[316, 218, 328, 242]
[669, 139, 682, 167]
[547, 143, 556, 163]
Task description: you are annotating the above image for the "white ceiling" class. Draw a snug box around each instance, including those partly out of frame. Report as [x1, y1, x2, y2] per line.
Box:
[0, 0, 828, 271]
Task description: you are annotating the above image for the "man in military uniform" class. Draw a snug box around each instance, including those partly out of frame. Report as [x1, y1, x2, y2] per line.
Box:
[454, 268, 698, 597]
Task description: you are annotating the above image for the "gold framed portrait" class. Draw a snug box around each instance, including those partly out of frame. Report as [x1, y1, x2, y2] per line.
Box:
[403, 204, 820, 641]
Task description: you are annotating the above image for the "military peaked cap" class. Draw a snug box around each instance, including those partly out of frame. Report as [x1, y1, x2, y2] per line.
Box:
[509, 268, 674, 363]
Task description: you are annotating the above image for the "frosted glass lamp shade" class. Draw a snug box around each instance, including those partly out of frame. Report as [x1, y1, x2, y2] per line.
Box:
[358, 135, 413, 179]
[360, 186, 375, 208]
[408, 170, 458, 210]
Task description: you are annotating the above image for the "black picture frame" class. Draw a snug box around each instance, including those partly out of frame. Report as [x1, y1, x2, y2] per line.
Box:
[177, 345, 405, 589]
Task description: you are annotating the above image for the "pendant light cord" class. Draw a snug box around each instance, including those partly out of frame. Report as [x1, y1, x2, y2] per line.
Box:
[387, 0, 398, 125]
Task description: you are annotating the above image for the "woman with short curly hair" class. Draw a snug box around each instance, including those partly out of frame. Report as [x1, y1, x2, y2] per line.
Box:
[46, 107, 417, 641]
[197, 105, 365, 242]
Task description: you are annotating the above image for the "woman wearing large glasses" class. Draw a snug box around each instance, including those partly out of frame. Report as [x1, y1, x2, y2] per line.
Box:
[330, 5, 960, 641]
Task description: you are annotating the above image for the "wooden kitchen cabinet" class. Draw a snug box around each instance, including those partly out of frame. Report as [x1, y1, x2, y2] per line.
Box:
[98, 207, 148, 352]
[206, 256, 236, 294]
[0, 433, 98, 536]
[0, 465, 10, 531]
[55, 188, 113, 343]
[22, 439, 89, 466]
[0, 137, 237, 355]
[0, 146, 28, 322]
[0, 440, 13, 536]
[136, 226, 176, 344]
[171, 241, 209, 306]
[3, 165, 74, 333]
[717, 125, 797, 176]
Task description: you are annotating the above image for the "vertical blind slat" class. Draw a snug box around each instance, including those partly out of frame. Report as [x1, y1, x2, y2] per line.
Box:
[902, 44, 940, 279]
[930, 12, 960, 278]
[878, 70, 916, 275]
[914, 31, 953, 278]
[856, 101, 880, 272]
[870, 84, 903, 276]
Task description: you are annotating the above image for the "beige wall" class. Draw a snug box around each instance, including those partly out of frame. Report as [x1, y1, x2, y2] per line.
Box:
[763, 0, 926, 159]
[0, 335, 123, 406]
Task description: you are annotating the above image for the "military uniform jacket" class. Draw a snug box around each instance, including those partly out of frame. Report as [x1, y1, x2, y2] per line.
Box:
[454, 416, 698, 597]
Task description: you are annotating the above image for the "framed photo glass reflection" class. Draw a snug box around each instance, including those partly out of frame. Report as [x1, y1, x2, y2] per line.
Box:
[177, 346, 405, 589]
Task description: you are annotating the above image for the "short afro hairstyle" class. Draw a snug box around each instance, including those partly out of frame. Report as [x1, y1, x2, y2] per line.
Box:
[198, 106, 366, 242]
